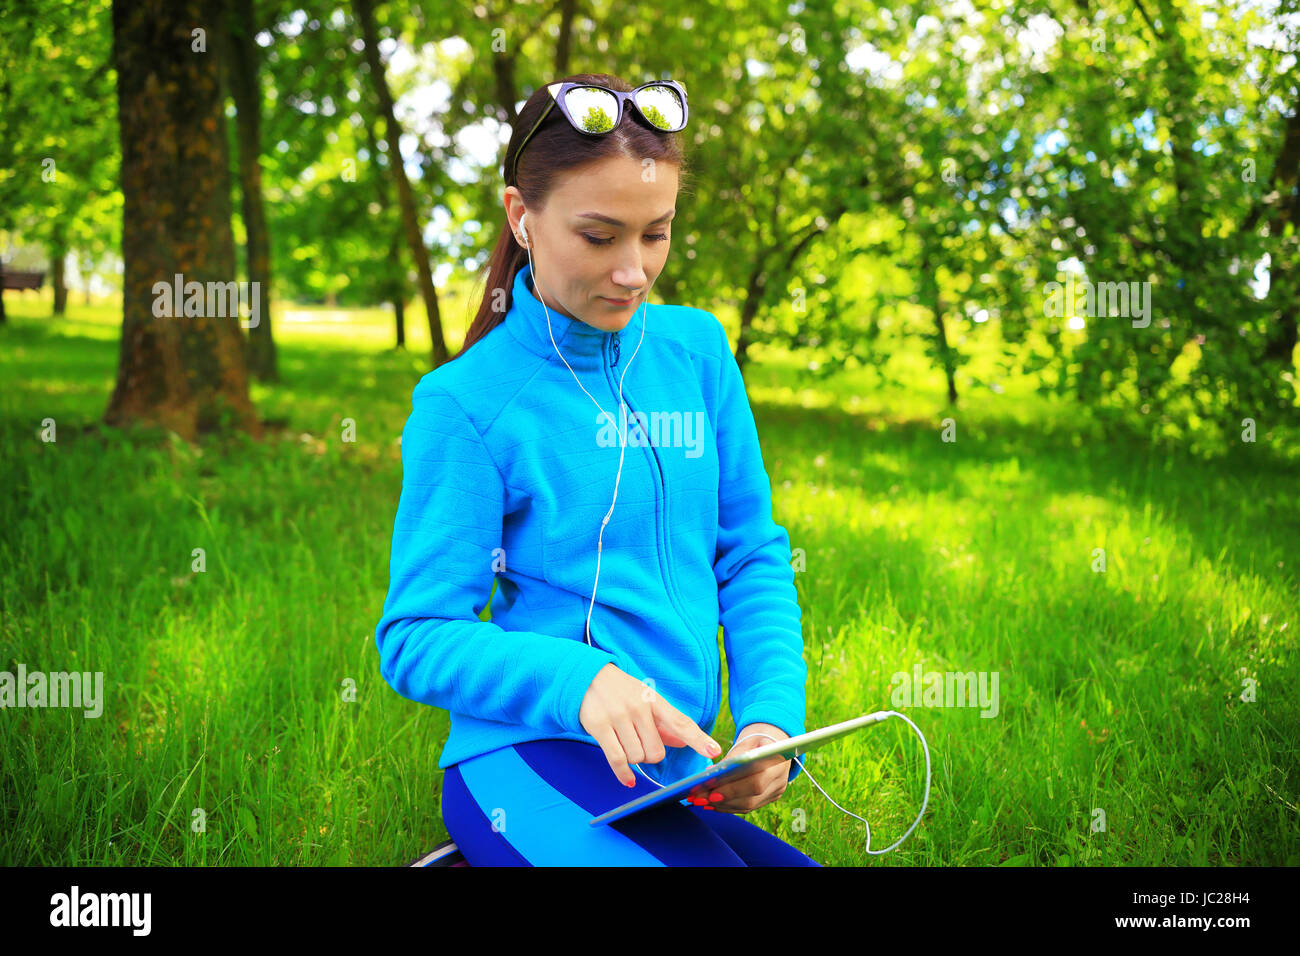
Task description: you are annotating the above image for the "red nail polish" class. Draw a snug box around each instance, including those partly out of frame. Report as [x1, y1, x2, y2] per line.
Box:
[709, 792, 724, 802]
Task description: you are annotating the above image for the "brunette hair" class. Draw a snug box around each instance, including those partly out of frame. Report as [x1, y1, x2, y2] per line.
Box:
[449, 73, 692, 361]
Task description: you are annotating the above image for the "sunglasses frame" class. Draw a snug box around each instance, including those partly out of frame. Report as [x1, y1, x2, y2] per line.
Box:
[508, 80, 690, 186]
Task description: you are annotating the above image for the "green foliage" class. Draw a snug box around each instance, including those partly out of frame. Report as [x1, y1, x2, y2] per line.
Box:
[0, 0, 120, 277]
[8, 0, 1293, 441]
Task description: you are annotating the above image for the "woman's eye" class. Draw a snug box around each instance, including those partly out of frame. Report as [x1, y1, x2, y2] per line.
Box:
[581, 233, 670, 246]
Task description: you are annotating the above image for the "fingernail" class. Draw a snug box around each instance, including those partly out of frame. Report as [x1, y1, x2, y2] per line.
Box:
[626, 777, 636, 787]
[709, 792, 724, 802]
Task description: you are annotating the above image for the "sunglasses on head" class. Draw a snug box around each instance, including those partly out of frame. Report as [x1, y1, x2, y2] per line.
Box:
[507, 80, 689, 187]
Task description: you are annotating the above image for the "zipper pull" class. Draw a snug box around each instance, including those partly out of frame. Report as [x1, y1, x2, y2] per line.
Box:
[611, 332, 621, 366]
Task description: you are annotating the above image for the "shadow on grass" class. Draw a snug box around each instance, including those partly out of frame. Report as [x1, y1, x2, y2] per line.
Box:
[0, 316, 431, 437]
[5, 317, 1296, 598]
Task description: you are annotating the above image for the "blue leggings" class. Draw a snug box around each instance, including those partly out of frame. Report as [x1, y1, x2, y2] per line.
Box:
[441, 738, 821, 866]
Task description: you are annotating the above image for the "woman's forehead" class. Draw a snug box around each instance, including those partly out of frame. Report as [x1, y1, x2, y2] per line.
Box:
[552, 158, 679, 214]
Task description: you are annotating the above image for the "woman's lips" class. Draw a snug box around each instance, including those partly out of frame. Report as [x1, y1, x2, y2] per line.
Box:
[601, 295, 636, 306]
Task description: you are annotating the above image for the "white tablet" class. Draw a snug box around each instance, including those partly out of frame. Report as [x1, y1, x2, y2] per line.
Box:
[588, 711, 889, 826]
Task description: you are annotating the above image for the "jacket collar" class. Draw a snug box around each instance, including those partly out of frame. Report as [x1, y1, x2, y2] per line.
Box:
[504, 262, 624, 371]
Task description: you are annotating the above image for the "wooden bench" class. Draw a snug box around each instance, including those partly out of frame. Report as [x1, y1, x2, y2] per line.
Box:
[2, 270, 45, 291]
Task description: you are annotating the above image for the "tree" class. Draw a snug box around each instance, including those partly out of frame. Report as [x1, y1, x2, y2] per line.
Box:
[999, 0, 1298, 426]
[223, 0, 280, 381]
[0, 0, 120, 320]
[354, 0, 450, 367]
[104, 0, 260, 441]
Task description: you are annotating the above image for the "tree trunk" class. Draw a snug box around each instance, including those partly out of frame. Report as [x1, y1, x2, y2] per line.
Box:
[51, 233, 68, 316]
[0, 258, 7, 324]
[390, 217, 406, 347]
[734, 294, 759, 372]
[933, 304, 959, 407]
[225, 0, 278, 382]
[355, 0, 448, 368]
[554, 0, 577, 73]
[1261, 257, 1299, 412]
[104, 0, 259, 442]
[363, 115, 407, 350]
[733, 261, 766, 373]
[920, 246, 959, 406]
[78, 252, 95, 305]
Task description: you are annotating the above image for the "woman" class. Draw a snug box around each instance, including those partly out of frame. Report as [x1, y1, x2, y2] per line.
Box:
[374, 73, 818, 866]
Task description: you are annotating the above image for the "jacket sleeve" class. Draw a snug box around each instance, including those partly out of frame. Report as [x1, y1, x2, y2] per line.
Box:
[708, 317, 809, 784]
[374, 384, 617, 735]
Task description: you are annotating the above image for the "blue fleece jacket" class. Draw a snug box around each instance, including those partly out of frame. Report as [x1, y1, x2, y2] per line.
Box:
[374, 262, 807, 788]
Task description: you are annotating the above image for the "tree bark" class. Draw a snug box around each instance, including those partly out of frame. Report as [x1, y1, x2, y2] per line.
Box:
[80, 252, 94, 305]
[393, 290, 406, 348]
[363, 114, 407, 349]
[104, 0, 260, 442]
[225, 0, 278, 382]
[354, 0, 448, 367]
[920, 244, 959, 406]
[51, 231, 68, 316]
[734, 266, 763, 373]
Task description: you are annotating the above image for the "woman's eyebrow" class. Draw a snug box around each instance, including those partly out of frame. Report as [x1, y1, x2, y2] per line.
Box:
[575, 210, 676, 227]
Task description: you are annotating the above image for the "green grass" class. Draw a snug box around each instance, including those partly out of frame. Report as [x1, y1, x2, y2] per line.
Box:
[1, 289, 1297, 866]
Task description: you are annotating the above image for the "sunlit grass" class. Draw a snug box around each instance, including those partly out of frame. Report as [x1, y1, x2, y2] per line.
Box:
[1, 288, 1296, 866]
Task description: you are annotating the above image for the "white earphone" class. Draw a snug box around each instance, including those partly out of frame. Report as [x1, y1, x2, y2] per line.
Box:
[513, 210, 929, 853]
[517, 209, 647, 655]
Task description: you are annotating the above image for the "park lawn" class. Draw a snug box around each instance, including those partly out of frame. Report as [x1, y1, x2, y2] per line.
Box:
[1, 289, 1297, 866]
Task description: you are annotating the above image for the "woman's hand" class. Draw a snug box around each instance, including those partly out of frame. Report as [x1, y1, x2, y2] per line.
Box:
[579, 664, 723, 787]
[687, 722, 791, 813]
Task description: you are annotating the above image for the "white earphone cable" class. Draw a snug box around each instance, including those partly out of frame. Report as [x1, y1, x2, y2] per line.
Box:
[519, 213, 647, 655]
[517, 216, 929, 854]
[729, 713, 932, 855]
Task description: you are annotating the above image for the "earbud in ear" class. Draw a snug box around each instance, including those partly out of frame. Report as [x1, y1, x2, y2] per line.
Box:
[519, 212, 529, 247]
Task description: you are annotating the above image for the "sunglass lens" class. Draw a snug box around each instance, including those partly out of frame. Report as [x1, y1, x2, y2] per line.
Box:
[562, 86, 620, 133]
[633, 84, 685, 130]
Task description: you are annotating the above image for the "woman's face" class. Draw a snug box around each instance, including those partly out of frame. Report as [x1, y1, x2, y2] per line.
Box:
[504, 153, 679, 332]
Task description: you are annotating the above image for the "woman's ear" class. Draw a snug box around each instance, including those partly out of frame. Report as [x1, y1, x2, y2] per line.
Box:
[504, 187, 525, 239]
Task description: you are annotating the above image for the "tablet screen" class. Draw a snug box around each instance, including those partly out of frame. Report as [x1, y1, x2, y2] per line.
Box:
[589, 712, 889, 826]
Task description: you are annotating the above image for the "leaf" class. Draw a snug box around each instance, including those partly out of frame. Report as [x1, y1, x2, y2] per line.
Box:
[237, 805, 258, 839]
[62, 507, 83, 544]
[327, 842, 350, 866]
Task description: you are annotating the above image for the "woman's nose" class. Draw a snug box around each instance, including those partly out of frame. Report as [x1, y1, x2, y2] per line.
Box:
[612, 262, 647, 291]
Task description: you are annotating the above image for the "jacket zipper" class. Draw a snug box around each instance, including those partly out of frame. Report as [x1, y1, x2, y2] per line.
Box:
[603, 331, 717, 730]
